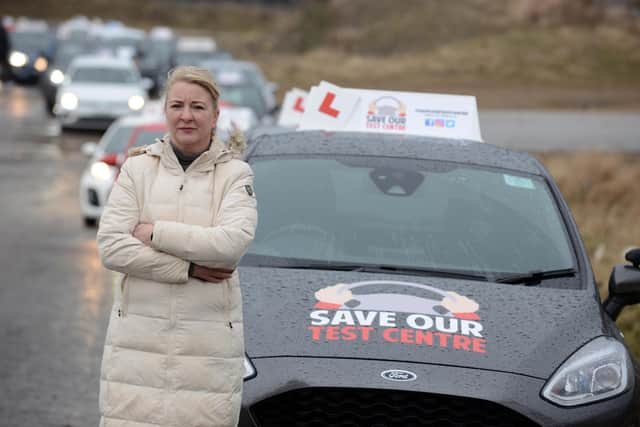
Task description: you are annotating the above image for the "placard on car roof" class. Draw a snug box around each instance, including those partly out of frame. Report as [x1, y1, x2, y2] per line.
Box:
[297, 81, 483, 142]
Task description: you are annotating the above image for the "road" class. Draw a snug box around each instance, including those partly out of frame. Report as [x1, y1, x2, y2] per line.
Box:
[0, 85, 111, 427]
[0, 85, 638, 427]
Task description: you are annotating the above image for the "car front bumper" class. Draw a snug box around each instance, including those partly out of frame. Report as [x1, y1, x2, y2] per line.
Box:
[239, 357, 639, 427]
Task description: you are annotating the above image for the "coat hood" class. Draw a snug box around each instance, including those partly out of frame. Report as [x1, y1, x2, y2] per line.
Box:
[240, 266, 605, 380]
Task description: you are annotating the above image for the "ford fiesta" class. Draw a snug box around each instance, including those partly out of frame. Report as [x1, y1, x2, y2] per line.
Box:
[236, 130, 640, 427]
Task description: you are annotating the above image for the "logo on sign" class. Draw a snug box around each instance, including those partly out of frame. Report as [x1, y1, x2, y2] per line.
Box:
[425, 118, 456, 128]
[367, 96, 407, 131]
[307, 281, 487, 354]
[381, 369, 417, 382]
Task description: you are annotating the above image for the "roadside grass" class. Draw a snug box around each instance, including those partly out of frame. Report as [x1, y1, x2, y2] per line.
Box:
[245, 25, 640, 109]
[536, 152, 640, 356]
[5, 0, 640, 108]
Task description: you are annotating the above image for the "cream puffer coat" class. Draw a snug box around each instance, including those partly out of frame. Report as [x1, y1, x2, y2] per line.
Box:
[96, 137, 257, 427]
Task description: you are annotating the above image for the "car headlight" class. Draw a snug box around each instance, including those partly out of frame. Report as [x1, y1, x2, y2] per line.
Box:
[542, 336, 632, 406]
[90, 162, 115, 181]
[243, 354, 256, 380]
[34, 56, 48, 72]
[60, 92, 78, 110]
[128, 95, 145, 111]
[49, 69, 64, 85]
[9, 51, 28, 68]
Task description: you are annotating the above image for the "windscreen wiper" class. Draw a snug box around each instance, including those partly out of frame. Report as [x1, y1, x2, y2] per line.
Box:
[261, 261, 490, 282]
[494, 268, 577, 285]
[353, 265, 491, 282]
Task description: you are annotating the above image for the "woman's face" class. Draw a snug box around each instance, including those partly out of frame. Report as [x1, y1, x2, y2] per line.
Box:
[165, 81, 219, 155]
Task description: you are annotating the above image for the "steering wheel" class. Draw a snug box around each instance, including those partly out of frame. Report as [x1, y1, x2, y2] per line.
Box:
[261, 223, 336, 257]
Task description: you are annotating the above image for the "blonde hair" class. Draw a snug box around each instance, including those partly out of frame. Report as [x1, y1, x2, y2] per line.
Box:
[163, 66, 220, 110]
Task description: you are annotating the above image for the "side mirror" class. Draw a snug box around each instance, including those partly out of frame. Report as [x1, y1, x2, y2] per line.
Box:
[81, 142, 98, 157]
[603, 248, 640, 320]
[267, 81, 278, 94]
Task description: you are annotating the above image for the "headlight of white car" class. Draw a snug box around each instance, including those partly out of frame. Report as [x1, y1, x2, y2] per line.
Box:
[243, 354, 256, 380]
[90, 162, 115, 181]
[9, 51, 28, 68]
[49, 69, 64, 85]
[128, 95, 145, 111]
[60, 92, 79, 110]
[542, 336, 632, 406]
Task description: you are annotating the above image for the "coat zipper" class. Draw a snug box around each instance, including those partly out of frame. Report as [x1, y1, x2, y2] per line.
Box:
[171, 175, 186, 328]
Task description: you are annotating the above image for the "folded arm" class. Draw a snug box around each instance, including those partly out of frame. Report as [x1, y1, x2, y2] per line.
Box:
[150, 164, 258, 269]
[97, 161, 190, 283]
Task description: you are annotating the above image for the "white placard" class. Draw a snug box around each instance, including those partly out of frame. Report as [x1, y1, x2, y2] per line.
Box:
[298, 81, 483, 142]
[298, 81, 361, 131]
[277, 88, 308, 128]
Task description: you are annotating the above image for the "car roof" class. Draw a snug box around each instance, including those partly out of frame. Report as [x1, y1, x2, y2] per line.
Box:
[248, 130, 544, 175]
[96, 26, 145, 40]
[201, 59, 260, 73]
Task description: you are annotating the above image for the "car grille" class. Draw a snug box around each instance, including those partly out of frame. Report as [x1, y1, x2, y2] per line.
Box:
[250, 387, 540, 427]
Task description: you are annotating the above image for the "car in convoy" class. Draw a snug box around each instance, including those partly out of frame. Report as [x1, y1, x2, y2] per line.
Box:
[200, 59, 277, 116]
[91, 24, 145, 60]
[138, 26, 176, 97]
[174, 36, 228, 67]
[38, 39, 90, 114]
[54, 55, 151, 130]
[7, 19, 55, 83]
[79, 114, 165, 226]
[234, 85, 640, 426]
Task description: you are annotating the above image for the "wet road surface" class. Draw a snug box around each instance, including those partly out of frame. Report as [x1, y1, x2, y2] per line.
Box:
[0, 84, 111, 427]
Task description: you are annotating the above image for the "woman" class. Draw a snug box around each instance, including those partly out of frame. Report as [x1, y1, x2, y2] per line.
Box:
[96, 66, 258, 427]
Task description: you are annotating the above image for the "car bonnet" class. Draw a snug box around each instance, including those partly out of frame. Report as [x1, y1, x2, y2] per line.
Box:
[240, 266, 604, 380]
[62, 82, 144, 102]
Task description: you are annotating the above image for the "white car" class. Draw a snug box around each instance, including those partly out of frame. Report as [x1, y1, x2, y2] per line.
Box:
[55, 55, 151, 130]
[79, 114, 166, 226]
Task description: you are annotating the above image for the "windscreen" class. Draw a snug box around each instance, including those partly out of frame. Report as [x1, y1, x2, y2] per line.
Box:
[219, 84, 266, 118]
[102, 126, 164, 154]
[70, 66, 138, 83]
[247, 156, 575, 277]
[129, 129, 166, 149]
[11, 31, 50, 52]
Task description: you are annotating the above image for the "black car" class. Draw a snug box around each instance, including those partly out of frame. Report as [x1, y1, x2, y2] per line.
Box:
[8, 22, 55, 83]
[38, 40, 88, 115]
[237, 130, 640, 426]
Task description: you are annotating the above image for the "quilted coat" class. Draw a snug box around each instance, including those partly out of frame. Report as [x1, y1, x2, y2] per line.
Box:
[96, 136, 258, 427]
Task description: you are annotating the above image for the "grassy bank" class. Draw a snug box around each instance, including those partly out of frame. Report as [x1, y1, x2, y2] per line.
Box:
[537, 152, 640, 355]
[5, 0, 640, 109]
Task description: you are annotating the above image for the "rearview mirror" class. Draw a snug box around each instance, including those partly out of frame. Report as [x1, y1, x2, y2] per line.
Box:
[603, 248, 640, 320]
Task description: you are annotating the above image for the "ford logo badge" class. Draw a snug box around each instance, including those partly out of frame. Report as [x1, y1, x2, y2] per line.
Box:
[381, 369, 417, 382]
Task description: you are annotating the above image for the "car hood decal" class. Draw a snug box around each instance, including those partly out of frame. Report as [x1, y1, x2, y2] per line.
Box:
[240, 266, 604, 380]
